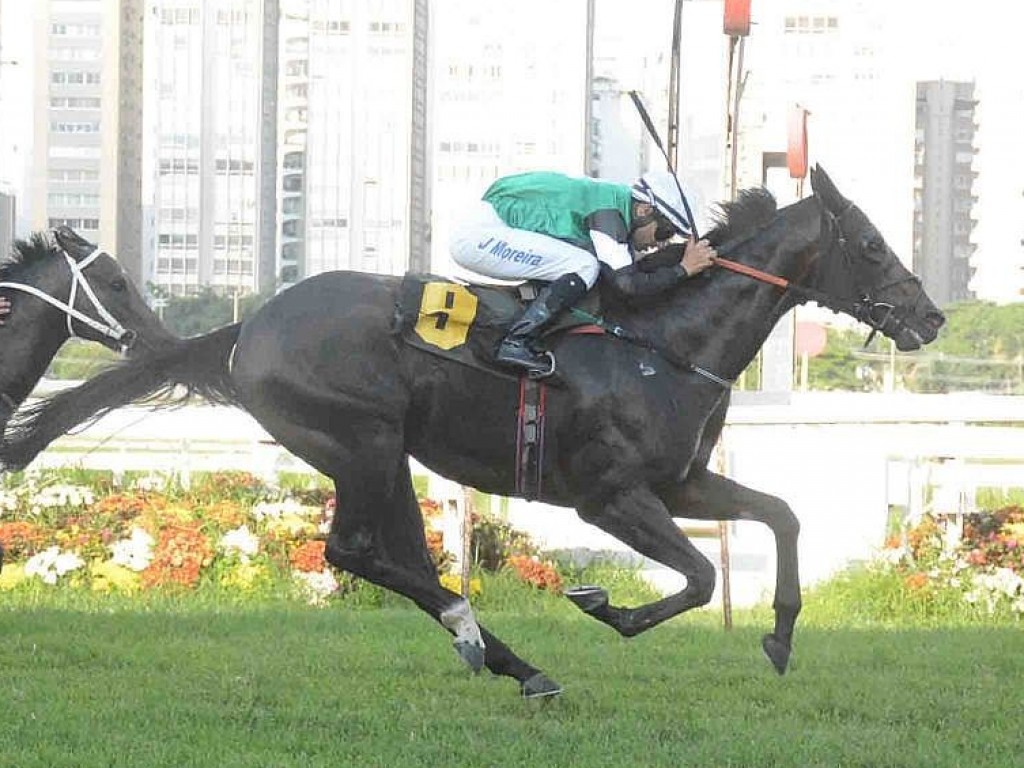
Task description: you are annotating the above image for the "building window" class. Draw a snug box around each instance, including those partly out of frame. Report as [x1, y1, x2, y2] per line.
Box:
[50, 121, 101, 133]
[49, 217, 98, 230]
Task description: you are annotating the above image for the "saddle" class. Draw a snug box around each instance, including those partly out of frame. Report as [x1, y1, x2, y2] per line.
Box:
[393, 274, 603, 377]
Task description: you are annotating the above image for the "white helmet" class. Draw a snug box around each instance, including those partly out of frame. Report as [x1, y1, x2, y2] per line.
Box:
[631, 169, 695, 238]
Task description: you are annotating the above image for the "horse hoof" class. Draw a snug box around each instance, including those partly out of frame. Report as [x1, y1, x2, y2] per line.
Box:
[453, 640, 486, 673]
[521, 673, 562, 699]
[565, 585, 609, 614]
[762, 634, 791, 675]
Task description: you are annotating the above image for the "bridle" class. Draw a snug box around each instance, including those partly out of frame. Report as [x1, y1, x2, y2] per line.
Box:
[0, 239, 137, 352]
[713, 199, 929, 346]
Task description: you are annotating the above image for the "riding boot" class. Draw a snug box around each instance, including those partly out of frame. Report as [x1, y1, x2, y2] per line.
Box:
[496, 273, 588, 377]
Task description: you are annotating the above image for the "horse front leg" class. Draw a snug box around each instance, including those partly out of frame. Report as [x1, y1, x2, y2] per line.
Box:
[567, 485, 718, 637]
[660, 469, 802, 674]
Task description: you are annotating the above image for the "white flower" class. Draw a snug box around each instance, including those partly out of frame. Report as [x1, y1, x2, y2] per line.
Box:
[30, 484, 95, 510]
[219, 525, 260, 561]
[251, 498, 305, 521]
[133, 474, 170, 492]
[0, 489, 18, 516]
[875, 546, 906, 566]
[109, 528, 155, 572]
[975, 568, 1023, 599]
[25, 546, 85, 585]
[293, 569, 339, 605]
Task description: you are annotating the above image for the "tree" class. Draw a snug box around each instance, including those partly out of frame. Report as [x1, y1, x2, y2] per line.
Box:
[807, 301, 1024, 393]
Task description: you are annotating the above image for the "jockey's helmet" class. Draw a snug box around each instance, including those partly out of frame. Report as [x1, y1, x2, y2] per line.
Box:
[631, 170, 695, 240]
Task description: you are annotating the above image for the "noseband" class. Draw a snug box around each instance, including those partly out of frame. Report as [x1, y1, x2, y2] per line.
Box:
[0, 238, 136, 351]
[829, 205, 928, 346]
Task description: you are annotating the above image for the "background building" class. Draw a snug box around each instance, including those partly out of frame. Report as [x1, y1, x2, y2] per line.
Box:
[912, 80, 978, 307]
[30, 0, 145, 282]
[274, 0, 426, 288]
[428, 0, 589, 278]
[0, 186, 14, 251]
[144, 0, 277, 297]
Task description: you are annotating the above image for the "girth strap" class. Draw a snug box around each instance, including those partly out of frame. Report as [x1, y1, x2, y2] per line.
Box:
[514, 377, 547, 501]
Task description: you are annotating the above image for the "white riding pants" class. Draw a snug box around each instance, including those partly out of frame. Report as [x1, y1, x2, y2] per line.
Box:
[449, 200, 601, 288]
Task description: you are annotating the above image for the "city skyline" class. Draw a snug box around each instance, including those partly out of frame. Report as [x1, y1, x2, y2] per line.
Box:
[1, 1, 1021, 303]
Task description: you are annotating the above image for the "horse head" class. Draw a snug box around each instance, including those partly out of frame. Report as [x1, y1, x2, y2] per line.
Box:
[1, 227, 174, 356]
[0, 228, 176, 434]
[810, 165, 945, 351]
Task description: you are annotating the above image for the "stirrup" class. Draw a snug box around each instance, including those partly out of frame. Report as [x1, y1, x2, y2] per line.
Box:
[527, 351, 556, 379]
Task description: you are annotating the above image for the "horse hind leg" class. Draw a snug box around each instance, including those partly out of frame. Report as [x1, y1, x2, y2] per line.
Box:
[346, 465, 561, 698]
[568, 485, 718, 637]
[239, 382, 559, 696]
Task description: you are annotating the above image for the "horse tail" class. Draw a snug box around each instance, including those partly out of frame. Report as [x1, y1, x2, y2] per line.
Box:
[0, 323, 243, 472]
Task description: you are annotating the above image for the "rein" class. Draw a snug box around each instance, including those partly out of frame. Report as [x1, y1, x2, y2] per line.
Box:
[0, 244, 135, 348]
[568, 310, 734, 389]
[573, 198, 926, 381]
[710, 203, 925, 345]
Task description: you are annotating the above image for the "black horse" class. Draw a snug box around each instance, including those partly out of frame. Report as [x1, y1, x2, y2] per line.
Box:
[0, 226, 173, 436]
[0, 168, 944, 697]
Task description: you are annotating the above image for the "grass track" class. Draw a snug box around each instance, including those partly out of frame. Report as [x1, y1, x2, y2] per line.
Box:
[1, 603, 1020, 767]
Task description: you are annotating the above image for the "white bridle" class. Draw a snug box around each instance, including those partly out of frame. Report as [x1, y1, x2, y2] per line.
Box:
[0, 245, 134, 347]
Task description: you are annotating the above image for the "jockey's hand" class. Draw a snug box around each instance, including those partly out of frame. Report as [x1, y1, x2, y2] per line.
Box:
[681, 237, 716, 277]
[0, 296, 10, 325]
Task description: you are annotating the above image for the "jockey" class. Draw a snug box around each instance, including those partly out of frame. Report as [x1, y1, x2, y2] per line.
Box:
[449, 169, 717, 376]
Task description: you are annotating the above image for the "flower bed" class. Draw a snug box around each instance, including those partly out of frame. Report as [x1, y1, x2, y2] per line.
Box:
[841, 505, 1024, 620]
[0, 469, 567, 605]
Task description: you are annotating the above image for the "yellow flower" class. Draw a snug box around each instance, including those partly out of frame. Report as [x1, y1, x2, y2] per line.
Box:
[0, 563, 28, 591]
[266, 514, 317, 537]
[439, 572, 482, 597]
[1003, 522, 1024, 540]
[89, 559, 141, 594]
[221, 561, 268, 593]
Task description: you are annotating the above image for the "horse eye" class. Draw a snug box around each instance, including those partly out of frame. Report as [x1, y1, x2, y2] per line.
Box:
[111, 278, 127, 292]
[862, 237, 885, 262]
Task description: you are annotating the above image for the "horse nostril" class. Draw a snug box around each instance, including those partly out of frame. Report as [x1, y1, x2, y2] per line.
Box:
[120, 329, 138, 353]
[926, 311, 946, 330]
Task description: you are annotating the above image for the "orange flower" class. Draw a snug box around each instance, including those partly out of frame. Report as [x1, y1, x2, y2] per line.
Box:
[201, 500, 247, 528]
[418, 498, 443, 520]
[141, 523, 213, 589]
[0, 521, 46, 559]
[290, 540, 326, 573]
[90, 492, 168, 520]
[904, 572, 930, 591]
[506, 555, 563, 593]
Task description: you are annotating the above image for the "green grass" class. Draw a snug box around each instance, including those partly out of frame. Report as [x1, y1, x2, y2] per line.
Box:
[1, 593, 1021, 767]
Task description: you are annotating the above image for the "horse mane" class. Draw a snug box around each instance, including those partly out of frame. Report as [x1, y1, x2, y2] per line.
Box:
[705, 187, 778, 247]
[0, 232, 59, 279]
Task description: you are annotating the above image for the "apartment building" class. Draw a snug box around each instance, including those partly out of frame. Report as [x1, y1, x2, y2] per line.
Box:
[30, 0, 145, 282]
[912, 80, 978, 307]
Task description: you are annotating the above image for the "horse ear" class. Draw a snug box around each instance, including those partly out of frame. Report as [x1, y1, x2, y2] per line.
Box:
[53, 226, 98, 261]
[810, 165, 850, 213]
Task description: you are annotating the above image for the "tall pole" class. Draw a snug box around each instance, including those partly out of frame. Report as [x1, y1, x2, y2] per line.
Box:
[583, 0, 596, 176]
[666, 0, 684, 170]
[728, 37, 746, 199]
